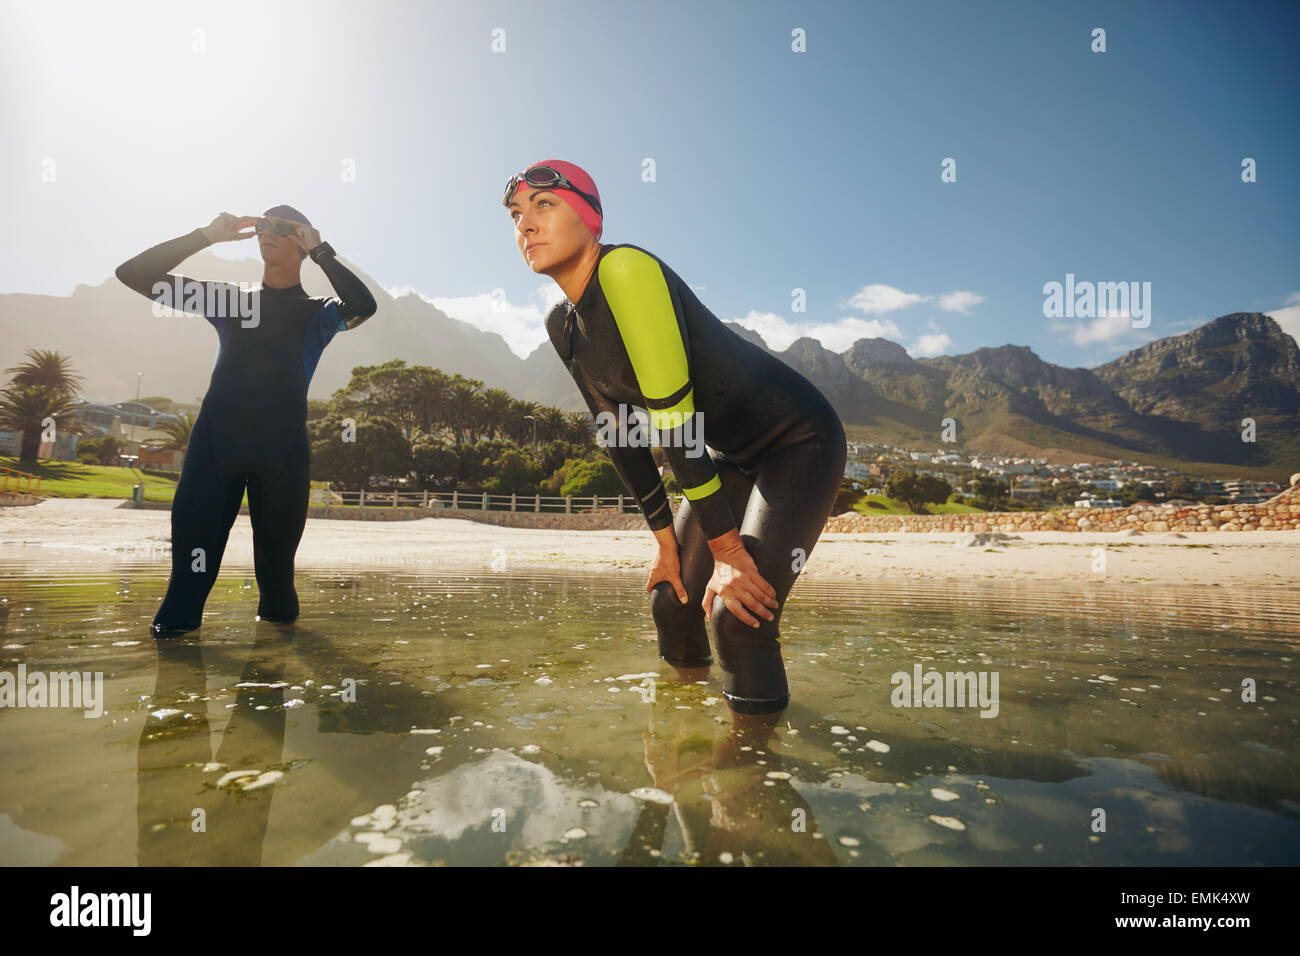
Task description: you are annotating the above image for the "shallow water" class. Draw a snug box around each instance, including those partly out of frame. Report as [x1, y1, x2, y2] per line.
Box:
[0, 562, 1297, 866]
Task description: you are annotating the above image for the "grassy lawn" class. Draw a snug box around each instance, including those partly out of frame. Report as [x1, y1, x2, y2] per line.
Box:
[853, 494, 993, 516]
[1, 457, 179, 503]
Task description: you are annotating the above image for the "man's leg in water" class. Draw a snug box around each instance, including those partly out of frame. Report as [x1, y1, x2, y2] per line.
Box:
[709, 423, 848, 716]
[245, 426, 310, 624]
[152, 416, 247, 636]
[650, 456, 756, 680]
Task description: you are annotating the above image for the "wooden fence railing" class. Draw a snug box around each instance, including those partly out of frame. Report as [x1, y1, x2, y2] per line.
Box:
[311, 487, 680, 515]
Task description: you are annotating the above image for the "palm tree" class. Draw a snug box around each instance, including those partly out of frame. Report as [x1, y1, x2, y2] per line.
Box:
[412, 368, 452, 437]
[565, 411, 593, 444]
[481, 388, 514, 440]
[539, 406, 568, 442]
[449, 380, 482, 444]
[509, 400, 540, 444]
[152, 411, 195, 452]
[0, 384, 83, 461]
[5, 349, 84, 396]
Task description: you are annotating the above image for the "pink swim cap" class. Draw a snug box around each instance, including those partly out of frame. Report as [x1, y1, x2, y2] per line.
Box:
[514, 158, 602, 242]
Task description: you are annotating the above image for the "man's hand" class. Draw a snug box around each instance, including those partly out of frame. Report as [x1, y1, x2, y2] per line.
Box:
[646, 526, 688, 603]
[292, 224, 323, 256]
[200, 212, 257, 243]
[703, 530, 777, 627]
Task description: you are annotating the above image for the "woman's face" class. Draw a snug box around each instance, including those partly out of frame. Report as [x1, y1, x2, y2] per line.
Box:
[508, 187, 592, 274]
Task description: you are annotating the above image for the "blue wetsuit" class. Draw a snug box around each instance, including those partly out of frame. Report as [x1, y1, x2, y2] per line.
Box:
[116, 227, 377, 635]
[546, 243, 847, 714]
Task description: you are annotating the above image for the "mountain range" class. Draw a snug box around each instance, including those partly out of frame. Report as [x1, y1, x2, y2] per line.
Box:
[2, 250, 1295, 478]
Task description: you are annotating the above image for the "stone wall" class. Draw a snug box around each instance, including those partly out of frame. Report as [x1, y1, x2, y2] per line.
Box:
[0, 491, 40, 506]
[824, 481, 1300, 533]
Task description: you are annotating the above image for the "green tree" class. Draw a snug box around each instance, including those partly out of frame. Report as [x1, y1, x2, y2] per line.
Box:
[565, 411, 592, 444]
[307, 414, 410, 490]
[411, 434, 460, 489]
[509, 399, 541, 445]
[457, 438, 509, 487]
[538, 440, 589, 477]
[330, 361, 462, 440]
[75, 434, 122, 465]
[1119, 481, 1157, 506]
[483, 448, 545, 495]
[969, 475, 1009, 511]
[560, 458, 623, 497]
[480, 388, 514, 440]
[833, 476, 864, 514]
[886, 469, 952, 513]
[539, 406, 568, 443]
[0, 385, 83, 461]
[448, 378, 485, 444]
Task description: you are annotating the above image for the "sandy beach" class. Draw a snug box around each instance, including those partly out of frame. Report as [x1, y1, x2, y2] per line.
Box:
[2, 497, 1296, 588]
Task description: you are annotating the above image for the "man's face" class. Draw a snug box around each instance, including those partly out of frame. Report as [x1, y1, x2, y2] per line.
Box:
[257, 215, 303, 266]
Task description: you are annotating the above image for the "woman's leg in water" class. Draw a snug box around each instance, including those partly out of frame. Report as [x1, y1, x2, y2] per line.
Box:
[245, 426, 310, 624]
[652, 418, 848, 715]
[151, 415, 248, 636]
[715, 423, 847, 714]
[650, 456, 755, 679]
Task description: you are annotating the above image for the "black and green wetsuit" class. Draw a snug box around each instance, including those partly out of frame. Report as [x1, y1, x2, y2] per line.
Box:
[116, 228, 377, 636]
[546, 243, 847, 714]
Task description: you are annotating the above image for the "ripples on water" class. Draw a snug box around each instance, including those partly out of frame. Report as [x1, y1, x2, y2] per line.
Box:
[0, 562, 1296, 866]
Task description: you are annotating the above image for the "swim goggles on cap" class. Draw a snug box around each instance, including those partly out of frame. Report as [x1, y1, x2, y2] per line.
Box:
[503, 165, 602, 216]
[255, 218, 300, 236]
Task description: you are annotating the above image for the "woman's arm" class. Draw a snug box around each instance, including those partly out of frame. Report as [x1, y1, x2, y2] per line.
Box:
[597, 247, 776, 626]
[562, 329, 690, 602]
[596, 246, 738, 541]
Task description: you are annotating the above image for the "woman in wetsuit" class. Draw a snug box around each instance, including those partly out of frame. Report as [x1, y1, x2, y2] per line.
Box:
[504, 160, 847, 720]
[116, 205, 377, 637]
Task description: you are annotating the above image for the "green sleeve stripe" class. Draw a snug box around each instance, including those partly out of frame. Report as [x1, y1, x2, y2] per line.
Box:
[648, 388, 694, 430]
[599, 247, 692, 405]
[682, 473, 721, 500]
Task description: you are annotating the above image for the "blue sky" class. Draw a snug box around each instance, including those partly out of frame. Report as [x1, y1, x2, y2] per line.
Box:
[3, 0, 1297, 367]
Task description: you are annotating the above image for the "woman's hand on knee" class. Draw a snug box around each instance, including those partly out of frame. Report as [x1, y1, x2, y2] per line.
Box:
[646, 538, 688, 603]
[703, 533, 778, 627]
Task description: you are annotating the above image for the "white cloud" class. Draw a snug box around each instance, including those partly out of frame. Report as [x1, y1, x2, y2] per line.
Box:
[843, 283, 983, 320]
[936, 290, 984, 313]
[1049, 311, 1137, 346]
[384, 282, 566, 359]
[844, 283, 929, 315]
[1265, 291, 1300, 346]
[729, 310, 904, 352]
[911, 332, 952, 357]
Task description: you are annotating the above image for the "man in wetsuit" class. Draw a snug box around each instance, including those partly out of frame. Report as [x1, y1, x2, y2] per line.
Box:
[505, 161, 847, 718]
[116, 206, 377, 637]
